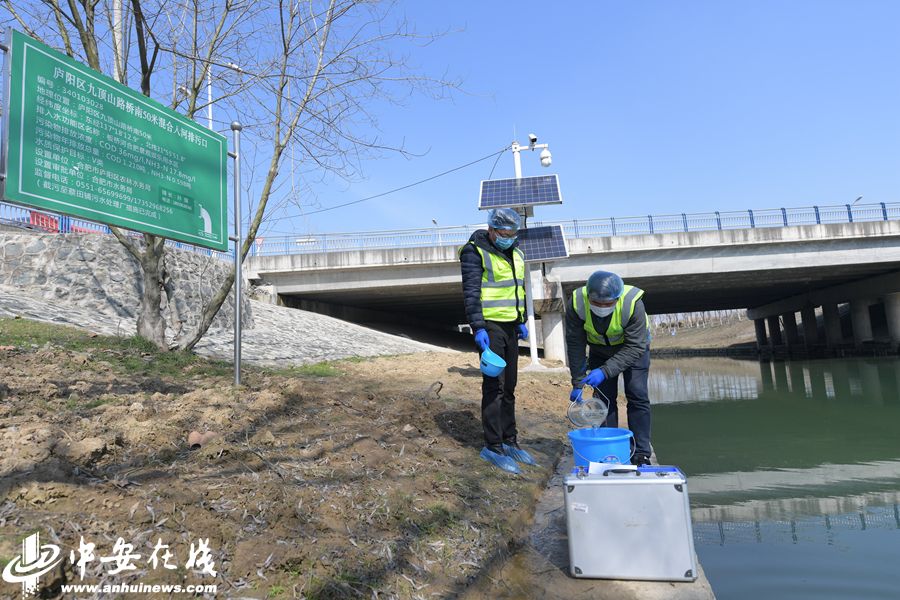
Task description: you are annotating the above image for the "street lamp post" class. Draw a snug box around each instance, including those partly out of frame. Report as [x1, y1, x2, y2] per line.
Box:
[205, 61, 243, 130]
[510, 135, 552, 369]
[431, 218, 442, 247]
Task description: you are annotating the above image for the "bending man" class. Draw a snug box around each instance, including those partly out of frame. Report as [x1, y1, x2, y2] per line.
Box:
[566, 270, 653, 465]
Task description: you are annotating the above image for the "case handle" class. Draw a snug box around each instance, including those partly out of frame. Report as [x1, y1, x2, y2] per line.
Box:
[602, 468, 641, 476]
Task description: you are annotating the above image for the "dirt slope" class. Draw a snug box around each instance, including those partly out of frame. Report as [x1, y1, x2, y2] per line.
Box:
[0, 318, 577, 599]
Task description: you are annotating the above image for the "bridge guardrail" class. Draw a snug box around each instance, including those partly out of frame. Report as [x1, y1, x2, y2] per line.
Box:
[4, 200, 899, 258]
[248, 202, 900, 256]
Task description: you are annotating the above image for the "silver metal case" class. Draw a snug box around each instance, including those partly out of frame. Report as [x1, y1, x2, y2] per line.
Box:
[564, 465, 698, 581]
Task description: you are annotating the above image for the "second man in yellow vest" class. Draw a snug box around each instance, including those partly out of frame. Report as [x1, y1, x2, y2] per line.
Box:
[566, 270, 654, 465]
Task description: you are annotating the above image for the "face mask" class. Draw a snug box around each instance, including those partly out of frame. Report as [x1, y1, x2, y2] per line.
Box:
[590, 305, 615, 318]
[493, 235, 516, 250]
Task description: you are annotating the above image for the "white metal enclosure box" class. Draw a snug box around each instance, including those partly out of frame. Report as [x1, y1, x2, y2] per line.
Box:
[563, 465, 698, 581]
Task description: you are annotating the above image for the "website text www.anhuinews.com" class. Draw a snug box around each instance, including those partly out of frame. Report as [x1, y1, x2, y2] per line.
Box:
[60, 583, 217, 594]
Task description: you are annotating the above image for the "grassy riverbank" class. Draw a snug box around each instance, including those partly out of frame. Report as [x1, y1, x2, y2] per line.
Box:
[648, 319, 757, 353]
[0, 317, 575, 598]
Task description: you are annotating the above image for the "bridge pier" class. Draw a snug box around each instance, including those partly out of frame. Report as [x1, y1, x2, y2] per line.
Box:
[540, 311, 567, 363]
[766, 316, 783, 348]
[822, 303, 844, 347]
[781, 311, 801, 349]
[754, 318, 768, 349]
[885, 292, 900, 351]
[800, 305, 819, 347]
[850, 299, 875, 347]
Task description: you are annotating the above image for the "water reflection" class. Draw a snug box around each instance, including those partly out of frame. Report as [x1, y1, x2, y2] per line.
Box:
[654, 356, 900, 600]
[652, 357, 900, 476]
[757, 358, 900, 403]
[649, 357, 761, 403]
[649, 356, 900, 404]
[693, 504, 900, 547]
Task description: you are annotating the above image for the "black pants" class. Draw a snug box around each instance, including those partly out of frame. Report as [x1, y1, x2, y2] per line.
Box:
[588, 348, 652, 457]
[481, 320, 519, 450]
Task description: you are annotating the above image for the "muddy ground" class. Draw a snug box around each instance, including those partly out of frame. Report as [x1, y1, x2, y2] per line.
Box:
[0, 317, 591, 599]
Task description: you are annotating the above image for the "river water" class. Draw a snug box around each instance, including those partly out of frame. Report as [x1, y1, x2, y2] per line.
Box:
[652, 356, 900, 600]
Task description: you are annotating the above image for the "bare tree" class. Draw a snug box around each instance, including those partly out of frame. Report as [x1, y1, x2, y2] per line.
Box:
[1, 0, 457, 349]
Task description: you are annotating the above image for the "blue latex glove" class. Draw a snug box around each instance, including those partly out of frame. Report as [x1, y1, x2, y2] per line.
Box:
[517, 323, 528, 340]
[569, 387, 583, 403]
[474, 328, 490, 350]
[582, 368, 607, 388]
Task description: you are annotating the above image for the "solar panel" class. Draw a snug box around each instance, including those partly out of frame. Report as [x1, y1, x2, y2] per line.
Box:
[478, 175, 562, 209]
[518, 225, 569, 262]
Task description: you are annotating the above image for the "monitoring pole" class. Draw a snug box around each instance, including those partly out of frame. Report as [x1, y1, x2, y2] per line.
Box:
[229, 122, 243, 385]
[510, 139, 552, 369]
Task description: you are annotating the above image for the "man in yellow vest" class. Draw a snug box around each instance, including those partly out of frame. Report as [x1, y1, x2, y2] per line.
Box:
[459, 208, 535, 474]
[566, 270, 653, 466]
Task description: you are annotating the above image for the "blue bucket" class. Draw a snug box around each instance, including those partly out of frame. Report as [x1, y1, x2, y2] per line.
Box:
[480, 348, 506, 377]
[568, 427, 633, 467]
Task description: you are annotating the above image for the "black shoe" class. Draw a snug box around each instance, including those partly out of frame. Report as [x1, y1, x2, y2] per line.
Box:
[632, 454, 652, 466]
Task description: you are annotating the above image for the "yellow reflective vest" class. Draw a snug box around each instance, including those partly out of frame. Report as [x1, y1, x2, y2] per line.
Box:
[460, 242, 526, 323]
[572, 284, 647, 345]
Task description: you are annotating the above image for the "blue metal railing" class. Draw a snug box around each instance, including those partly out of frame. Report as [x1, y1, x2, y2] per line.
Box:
[247, 202, 900, 256]
[3, 200, 899, 258]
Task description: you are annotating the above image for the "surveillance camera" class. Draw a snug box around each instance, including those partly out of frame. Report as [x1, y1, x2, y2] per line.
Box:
[540, 148, 552, 167]
[528, 133, 538, 144]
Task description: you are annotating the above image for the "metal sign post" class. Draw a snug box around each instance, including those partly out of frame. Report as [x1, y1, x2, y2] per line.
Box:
[229, 122, 242, 386]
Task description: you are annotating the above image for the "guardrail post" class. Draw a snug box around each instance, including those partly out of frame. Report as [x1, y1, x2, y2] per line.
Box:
[681, 213, 688, 232]
[715, 211, 722, 230]
[748, 209, 755, 228]
[573, 219, 579, 237]
[610, 217, 616, 236]
[881, 202, 888, 221]
[648, 215, 654, 234]
[846, 204, 853, 223]
[814, 206, 821, 225]
[781, 207, 788, 227]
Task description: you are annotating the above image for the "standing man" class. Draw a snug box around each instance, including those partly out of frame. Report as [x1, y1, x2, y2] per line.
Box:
[566, 270, 653, 466]
[459, 207, 536, 474]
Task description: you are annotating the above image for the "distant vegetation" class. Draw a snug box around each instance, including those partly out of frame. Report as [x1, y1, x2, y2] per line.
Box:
[651, 309, 747, 333]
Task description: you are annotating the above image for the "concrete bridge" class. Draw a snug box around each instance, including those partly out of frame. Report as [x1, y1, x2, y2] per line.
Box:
[246, 203, 900, 362]
[6, 199, 897, 361]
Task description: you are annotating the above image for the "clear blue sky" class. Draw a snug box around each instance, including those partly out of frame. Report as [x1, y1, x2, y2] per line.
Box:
[263, 0, 900, 237]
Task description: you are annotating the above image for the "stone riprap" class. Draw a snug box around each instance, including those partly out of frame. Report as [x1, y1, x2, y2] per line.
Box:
[0, 232, 451, 364]
[0, 232, 249, 339]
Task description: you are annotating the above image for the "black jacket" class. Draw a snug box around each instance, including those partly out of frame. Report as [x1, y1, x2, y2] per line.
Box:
[565, 294, 650, 386]
[459, 229, 525, 331]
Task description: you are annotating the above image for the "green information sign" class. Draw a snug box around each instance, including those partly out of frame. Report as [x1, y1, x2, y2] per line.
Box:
[1, 29, 228, 250]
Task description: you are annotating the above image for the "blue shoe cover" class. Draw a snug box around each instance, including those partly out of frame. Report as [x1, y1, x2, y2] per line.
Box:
[502, 443, 537, 466]
[480, 447, 521, 474]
